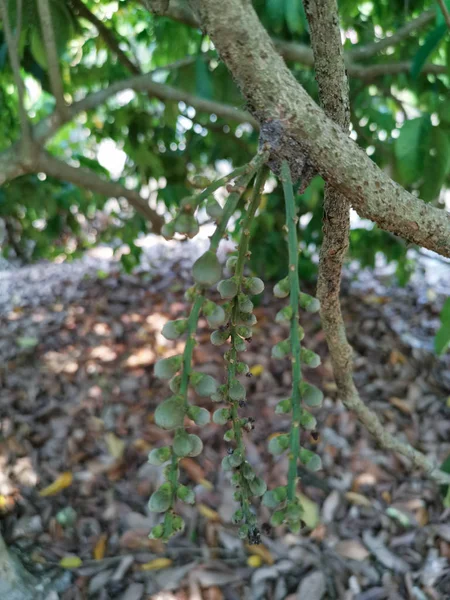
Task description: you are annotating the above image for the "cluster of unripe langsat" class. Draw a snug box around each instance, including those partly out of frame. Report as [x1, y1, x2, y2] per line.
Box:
[146, 155, 324, 542]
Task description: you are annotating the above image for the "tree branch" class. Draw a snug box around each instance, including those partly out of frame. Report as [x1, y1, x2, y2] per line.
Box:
[347, 9, 435, 60]
[305, 0, 449, 485]
[147, 1, 442, 80]
[437, 0, 450, 29]
[187, 0, 450, 259]
[36, 152, 164, 231]
[0, 0, 31, 143]
[71, 0, 141, 74]
[37, 0, 69, 119]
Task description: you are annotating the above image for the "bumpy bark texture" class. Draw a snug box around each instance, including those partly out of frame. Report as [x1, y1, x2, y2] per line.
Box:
[188, 0, 450, 259]
[306, 0, 449, 484]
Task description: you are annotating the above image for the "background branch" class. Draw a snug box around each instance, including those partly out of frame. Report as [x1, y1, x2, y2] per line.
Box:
[37, 0, 69, 118]
[36, 152, 164, 232]
[305, 0, 449, 485]
[437, 0, 450, 29]
[0, 0, 31, 143]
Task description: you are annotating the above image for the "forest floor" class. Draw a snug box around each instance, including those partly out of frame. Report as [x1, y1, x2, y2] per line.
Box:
[0, 239, 450, 600]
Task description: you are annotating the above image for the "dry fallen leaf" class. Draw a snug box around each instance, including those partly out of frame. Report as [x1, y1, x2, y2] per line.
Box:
[247, 555, 263, 568]
[345, 492, 372, 507]
[105, 432, 126, 460]
[140, 557, 173, 571]
[389, 397, 413, 415]
[335, 539, 370, 561]
[39, 472, 73, 497]
[59, 556, 83, 569]
[198, 504, 221, 522]
[245, 543, 274, 565]
[93, 533, 108, 560]
[250, 364, 264, 377]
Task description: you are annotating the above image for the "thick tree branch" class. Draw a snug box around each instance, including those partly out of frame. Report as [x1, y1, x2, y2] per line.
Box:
[71, 0, 140, 74]
[147, 1, 442, 80]
[0, 0, 31, 143]
[305, 0, 449, 485]
[37, 0, 69, 119]
[36, 152, 164, 231]
[187, 0, 450, 259]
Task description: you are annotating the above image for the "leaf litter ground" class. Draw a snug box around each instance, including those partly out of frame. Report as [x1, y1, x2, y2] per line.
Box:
[0, 243, 449, 600]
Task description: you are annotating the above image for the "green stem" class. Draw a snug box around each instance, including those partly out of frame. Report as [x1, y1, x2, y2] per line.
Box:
[210, 151, 269, 252]
[179, 293, 205, 406]
[191, 164, 249, 209]
[281, 161, 303, 502]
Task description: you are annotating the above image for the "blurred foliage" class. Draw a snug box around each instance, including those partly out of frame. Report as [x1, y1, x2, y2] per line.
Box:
[0, 0, 449, 282]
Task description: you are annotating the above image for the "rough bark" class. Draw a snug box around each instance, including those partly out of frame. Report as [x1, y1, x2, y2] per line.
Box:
[187, 0, 450, 259]
[306, 0, 449, 485]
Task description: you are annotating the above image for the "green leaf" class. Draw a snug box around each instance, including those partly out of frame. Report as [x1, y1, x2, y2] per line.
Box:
[195, 57, 213, 99]
[411, 24, 447, 78]
[285, 0, 303, 34]
[267, 0, 286, 31]
[394, 116, 432, 186]
[435, 297, 450, 355]
[419, 128, 450, 202]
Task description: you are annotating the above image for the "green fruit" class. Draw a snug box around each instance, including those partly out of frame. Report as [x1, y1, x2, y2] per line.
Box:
[169, 374, 181, 393]
[242, 462, 255, 481]
[238, 312, 257, 326]
[150, 524, 164, 539]
[229, 379, 245, 401]
[191, 175, 212, 188]
[301, 348, 321, 368]
[249, 477, 267, 497]
[210, 329, 230, 346]
[192, 251, 222, 287]
[177, 485, 195, 505]
[271, 340, 290, 359]
[161, 221, 176, 240]
[238, 294, 253, 313]
[299, 292, 321, 313]
[275, 306, 293, 323]
[232, 509, 243, 524]
[236, 325, 252, 339]
[203, 302, 226, 328]
[175, 213, 198, 237]
[148, 446, 171, 465]
[186, 434, 203, 457]
[275, 398, 292, 414]
[228, 450, 243, 468]
[223, 429, 235, 441]
[161, 319, 188, 340]
[171, 514, 185, 533]
[300, 382, 324, 407]
[268, 434, 290, 456]
[234, 337, 246, 352]
[286, 501, 303, 522]
[155, 396, 185, 430]
[226, 256, 238, 271]
[300, 410, 317, 430]
[211, 384, 227, 403]
[148, 483, 172, 513]
[238, 525, 249, 539]
[299, 448, 322, 471]
[206, 198, 224, 219]
[213, 408, 230, 425]
[273, 276, 290, 298]
[270, 509, 286, 527]
[244, 277, 264, 295]
[263, 486, 287, 508]
[192, 373, 218, 397]
[236, 361, 249, 375]
[154, 355, 182, 380]
[218, 278, 238, 299]
[187, 406, 210, 426]
[173, 429, 194, 457]
[221, 455, 233, 471]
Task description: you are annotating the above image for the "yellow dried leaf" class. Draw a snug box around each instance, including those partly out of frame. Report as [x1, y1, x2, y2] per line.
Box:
[93, 533, 108, 560]
[105, 433, 126, 460]
[250, 364, 264, 377]
[198, 503, 220, 522]
[244, 544, 274, 565]
[247, 555, 262, 568]
[140, 558, 172, 571]
[298, 493, 320, 529]
[199, 478, 214, 491]
[59, 556, 83, 569]
[39, 472, 73, 497]
[345, 492, 372, 507]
